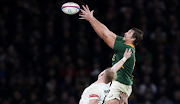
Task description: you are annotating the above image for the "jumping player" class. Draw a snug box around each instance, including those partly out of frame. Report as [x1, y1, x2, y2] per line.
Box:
[79, 5, 143, 104]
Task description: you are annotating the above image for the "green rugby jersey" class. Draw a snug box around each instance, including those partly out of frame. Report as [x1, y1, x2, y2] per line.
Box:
[112, 35, 136, 85]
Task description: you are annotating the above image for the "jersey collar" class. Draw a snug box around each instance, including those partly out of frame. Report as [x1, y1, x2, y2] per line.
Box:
[127, 44, 135, 48]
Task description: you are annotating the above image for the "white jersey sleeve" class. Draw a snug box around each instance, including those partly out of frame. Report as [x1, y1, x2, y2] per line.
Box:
[79, 83, 110, 104]
[88, 85, 102, 100]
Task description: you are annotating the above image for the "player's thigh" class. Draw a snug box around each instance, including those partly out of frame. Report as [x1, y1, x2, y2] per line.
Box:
[111, 81, 132, 97]
[105, 82, 121, 101]
[106, 99, 119, 104]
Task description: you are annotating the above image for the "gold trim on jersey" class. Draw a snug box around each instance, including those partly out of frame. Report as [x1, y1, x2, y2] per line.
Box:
[131, 76, 134, 81]
[127, 44, 135, 48]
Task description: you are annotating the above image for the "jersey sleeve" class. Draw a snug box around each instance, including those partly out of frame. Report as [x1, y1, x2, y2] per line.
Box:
[116, 35, 123, 41]
[113, 35, 126, 52]
[88, 86, 101, 100]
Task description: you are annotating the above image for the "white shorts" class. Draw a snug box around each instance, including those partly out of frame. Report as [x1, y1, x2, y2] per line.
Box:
[105, 81, 132, 101]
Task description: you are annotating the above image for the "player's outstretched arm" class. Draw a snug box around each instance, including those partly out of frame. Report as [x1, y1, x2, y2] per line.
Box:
[111, 48, 132, 72]
[89, 99, 98, 104]
[79, 5, 116, 49]
[93, 17, 116, 40]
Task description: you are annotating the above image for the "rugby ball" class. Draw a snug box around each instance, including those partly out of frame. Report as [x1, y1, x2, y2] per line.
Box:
[61, 2, 80, 15]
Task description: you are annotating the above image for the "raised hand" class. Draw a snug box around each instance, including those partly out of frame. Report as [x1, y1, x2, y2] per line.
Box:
[123, 48, 132, 60]
[79, 5, 94, 21]
[120, 92, 128, 104]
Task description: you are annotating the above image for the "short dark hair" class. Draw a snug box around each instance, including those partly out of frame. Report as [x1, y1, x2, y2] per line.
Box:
[131, 28, 144, 45]
[104, 68, 117, 84]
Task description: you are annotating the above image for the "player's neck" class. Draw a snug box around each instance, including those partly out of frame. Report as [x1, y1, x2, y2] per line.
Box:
[124, 41, 133, 45]
[96, 78, 105, 84]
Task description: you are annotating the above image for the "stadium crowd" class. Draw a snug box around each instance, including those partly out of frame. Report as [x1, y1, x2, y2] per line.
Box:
[0, 0, 180, 104]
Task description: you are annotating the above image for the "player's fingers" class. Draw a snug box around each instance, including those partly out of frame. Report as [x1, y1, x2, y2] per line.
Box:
[79, 15, 86, 18]
[79, 13, 83, 16]
[79, 12, 83, 15]
[121, 92, 123, 96]
[86, 5, 90, 11]
[81, 5, 85, 12]
[126, 48, 129, 53]
[120, 92, 122, 97]
[79, 17, 85, 19]
[91, 10, 94, 15]
[82, 5, 88, 12]
[79, 14, 84, 17]
[79, 13, 86, 17]
[127, 48, 129, 52]
[122, 93, 126, 97]
[125, 48, 128, 53]
[128, 48, 131, 52]
[80, 9, 86, 14]
[130, 51, 132, 54]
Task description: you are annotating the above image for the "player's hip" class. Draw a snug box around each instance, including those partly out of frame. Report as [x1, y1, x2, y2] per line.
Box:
[110, 81, 132, 97]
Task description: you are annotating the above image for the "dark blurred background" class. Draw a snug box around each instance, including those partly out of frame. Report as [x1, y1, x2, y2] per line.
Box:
[0, 0, 180, 104]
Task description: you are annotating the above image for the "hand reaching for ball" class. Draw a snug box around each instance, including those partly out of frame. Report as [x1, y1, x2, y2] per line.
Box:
[79, 5, 94, 21]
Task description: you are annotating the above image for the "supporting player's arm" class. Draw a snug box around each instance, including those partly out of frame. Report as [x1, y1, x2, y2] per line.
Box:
[111, 48, 132, 72]
[120, 92, 128, 104]
[88, 88, 100, 104]
[79, 5, 116, 49]
[89, 99, 98, 104]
